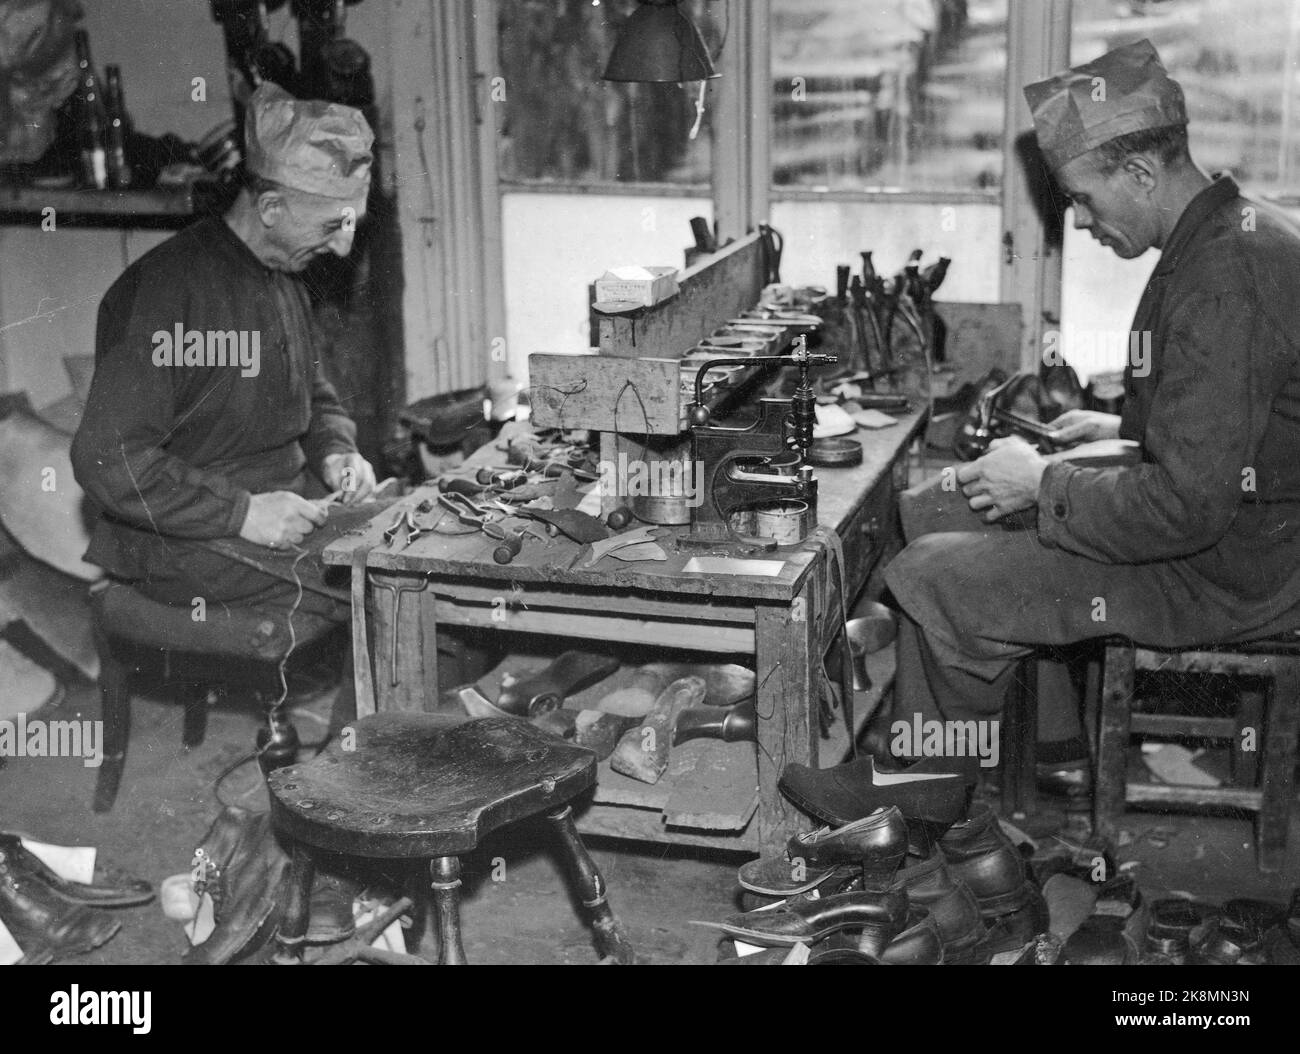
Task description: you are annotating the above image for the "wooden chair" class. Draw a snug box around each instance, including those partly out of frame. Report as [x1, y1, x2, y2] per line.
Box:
[267, 712, 635, 965]
[1094, 637, 1300, 872]
[90, 580, 347, 812]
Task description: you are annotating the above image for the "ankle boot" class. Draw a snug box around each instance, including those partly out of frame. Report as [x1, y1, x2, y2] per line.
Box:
[889, 853, 987, 965]
[0, 845, 121, 960]
[938, 803, 1034, 916]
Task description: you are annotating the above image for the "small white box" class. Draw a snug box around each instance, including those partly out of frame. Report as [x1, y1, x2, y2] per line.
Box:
[594, 266, 679, 308]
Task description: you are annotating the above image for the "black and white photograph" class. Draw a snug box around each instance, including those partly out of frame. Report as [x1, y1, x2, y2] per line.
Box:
[0, 0, 1296, 1007]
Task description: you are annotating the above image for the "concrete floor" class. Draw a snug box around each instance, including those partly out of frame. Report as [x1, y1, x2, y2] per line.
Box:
[2, 674, 1296, 965]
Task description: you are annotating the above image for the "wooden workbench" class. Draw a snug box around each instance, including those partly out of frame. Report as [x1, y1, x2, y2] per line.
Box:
[324, 408, 925, 854]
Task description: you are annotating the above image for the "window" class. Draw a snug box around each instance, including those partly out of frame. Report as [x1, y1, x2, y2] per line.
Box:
[496, 0, 722, 186]
[1072, 0, 1300, 199]
[770, 0, 1008, 194]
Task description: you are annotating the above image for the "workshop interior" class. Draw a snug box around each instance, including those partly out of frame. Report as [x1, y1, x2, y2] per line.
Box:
[1, 0, 1299, 973]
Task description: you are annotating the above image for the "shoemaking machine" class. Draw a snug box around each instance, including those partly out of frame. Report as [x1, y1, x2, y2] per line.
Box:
[528, 230, 837, 549]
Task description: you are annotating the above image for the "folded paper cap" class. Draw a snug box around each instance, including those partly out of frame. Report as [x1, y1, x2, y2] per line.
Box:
[245, 82, 373, 199]
[1024, 39, 1187, 170]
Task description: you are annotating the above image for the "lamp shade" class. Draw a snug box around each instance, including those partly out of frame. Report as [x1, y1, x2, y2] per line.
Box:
[603, 1, 719, 83]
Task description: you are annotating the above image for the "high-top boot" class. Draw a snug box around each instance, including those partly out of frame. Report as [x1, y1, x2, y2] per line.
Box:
[0, 844, 121, 961]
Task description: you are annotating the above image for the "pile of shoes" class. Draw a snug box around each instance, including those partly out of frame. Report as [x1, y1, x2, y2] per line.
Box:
[701, 754, 1047, 965]
[0, 832, 153, 964]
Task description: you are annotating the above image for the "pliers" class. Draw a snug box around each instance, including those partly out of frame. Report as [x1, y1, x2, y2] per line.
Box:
[436, 492, 537, 564]
[382, 501, 436, 550]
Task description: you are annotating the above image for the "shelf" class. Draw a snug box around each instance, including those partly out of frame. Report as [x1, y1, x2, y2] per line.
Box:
[0, 183, 203, 228]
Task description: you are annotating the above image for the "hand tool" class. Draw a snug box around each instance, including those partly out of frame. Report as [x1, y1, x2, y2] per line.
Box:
[447, 684, 640, 761]
[673, 698, 757, 744]
[435, 491, 531, 564]
[368, 574, 429, 687]
[475, 466, 527, 489]
[381, 505, 437, 550]
[610, 676, 707, 784]
[495, 650, 621, 717]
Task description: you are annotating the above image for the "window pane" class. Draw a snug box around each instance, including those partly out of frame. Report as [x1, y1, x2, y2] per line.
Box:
[1071, 0, 1300, 196]
[770, 0, 1008, 192]
[496, 0, 719, 184]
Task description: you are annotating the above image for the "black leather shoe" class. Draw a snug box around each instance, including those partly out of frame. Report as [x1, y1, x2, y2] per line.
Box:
[693, 889, 908, 949]
[0, 847, 121, 961]
[1060, 915, 1138, 965]
[0, 833, 153, 907]
[779, 755, 969, 834]
[880, 907, 945, 965]
[889, 853, 987, 964]
[938, 804, 1031, 916]
[1035, 759, 1093, 801]
[978, 885, 1049, 956]
[305, 870, 358, 944]
[1144, 898, 1213, 963]
[740, 807, 908, 896]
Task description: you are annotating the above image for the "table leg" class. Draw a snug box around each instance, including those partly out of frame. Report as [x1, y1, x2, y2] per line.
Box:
[755, 579, 817, 854]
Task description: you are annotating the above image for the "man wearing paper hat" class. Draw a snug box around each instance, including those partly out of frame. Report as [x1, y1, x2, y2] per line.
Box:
[72, 83, 379, 630]
[814, 40, 1300, 806]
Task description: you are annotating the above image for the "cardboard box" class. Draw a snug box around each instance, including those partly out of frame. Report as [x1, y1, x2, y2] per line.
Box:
[594, 266, 679, 308]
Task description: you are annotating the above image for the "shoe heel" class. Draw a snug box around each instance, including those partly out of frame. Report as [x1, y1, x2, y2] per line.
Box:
[860, 846, 907, 892]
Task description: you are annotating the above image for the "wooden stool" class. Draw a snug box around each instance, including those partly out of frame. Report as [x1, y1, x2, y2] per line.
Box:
[90, 581, 347, 812]
[266, 713, 635, 965]
[1095, 638, 1300, 872]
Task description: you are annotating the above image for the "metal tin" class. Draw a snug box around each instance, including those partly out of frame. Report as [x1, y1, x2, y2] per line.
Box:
[753, 499, 810, 545]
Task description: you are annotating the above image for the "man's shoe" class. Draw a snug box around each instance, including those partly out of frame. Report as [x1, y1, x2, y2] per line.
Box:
[0, 846, 121, 960]
[938, 804, 1032, 916]
[888, 853, 987, 964]
[1060, 915, 1138, 965]
[692, 890, 908, 950]
[779, 755, 969, 835]
[0, 833, 153, 907]
[880, 907, 945, 965]
[978, 886, 1049, 956]
[1035, 759, 1093, 801]
[305, 870, 358, 944]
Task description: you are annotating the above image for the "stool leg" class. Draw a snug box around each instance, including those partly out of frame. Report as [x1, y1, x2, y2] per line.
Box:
[1258, 664, 1300, 873]
[92, 622, 131, 813]
[547, 805, 635, 964]
[430, 857, 467, 965]
[274, 845, 316, 963]
[1094, 644, 1135, 843]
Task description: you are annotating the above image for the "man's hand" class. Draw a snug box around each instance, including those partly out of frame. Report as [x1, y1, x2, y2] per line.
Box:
[1047, 409, 1122, 445]
[239, 491, 327, 549]
[956, 437, 1050, 522]
[322, 452, 377, 505]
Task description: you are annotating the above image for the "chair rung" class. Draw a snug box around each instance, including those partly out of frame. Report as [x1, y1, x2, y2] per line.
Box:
[1125, 783, 1262, 811]
[1130, 713, 1237, 739]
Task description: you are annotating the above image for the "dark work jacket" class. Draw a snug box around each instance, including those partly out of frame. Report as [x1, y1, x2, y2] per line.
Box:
[1038, 175, 1300, 627]
[71, 216, 357, 584]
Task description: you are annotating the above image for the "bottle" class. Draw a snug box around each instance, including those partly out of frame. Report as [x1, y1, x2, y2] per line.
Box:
[104, 65, 133, 190]
[73, 30, 107, 189]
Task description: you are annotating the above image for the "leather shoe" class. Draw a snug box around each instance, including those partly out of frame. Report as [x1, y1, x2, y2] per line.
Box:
[1035, 759, 1093, 801]
[693, 889, 908, 949]
[0, 846, 120, 961]
[779, 755, 969, 834]
[305, 869, 358, 944]
[889, 853, 987, 964]
[1060, 915, 1138, 965]
[880, 907, 944, 965]
[978, 885, 1049, 956]
[0, 833, 153, 907]
[938, 804, 1032, 916]
[737, 807, 906, 896]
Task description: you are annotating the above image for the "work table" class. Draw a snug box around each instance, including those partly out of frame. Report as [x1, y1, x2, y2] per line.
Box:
[325, 409, 926, 853]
